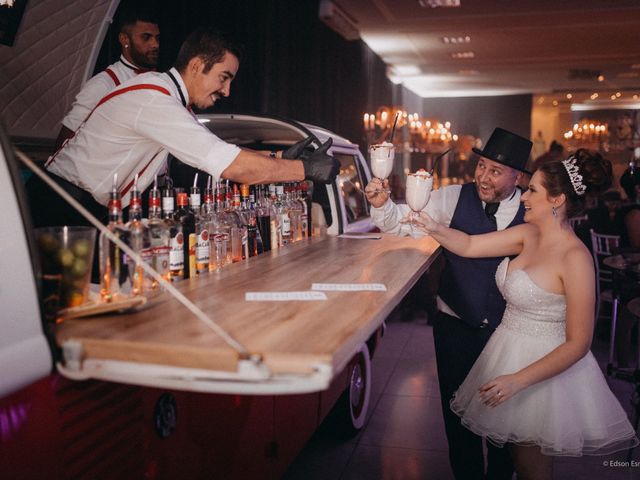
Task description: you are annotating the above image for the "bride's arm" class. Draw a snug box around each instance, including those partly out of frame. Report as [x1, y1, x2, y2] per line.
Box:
[480, 246, 595, 407]
[411, 212, 530, 258]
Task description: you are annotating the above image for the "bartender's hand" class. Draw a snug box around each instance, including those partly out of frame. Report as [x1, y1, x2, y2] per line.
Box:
[365, 178, 389, 208]
[302, 138, 339, 184]
[282, 136, 314, 160]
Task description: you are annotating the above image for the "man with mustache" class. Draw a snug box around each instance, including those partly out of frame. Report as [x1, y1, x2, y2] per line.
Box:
[30, 27, 338, 228]
[365, 128, 531, 480]
[56, 4, 161, 148]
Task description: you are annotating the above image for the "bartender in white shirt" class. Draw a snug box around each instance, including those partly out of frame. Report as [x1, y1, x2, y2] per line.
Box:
[28, 27, 338, 228]
[365, 128, 532, 480]
[55, 4, 161, 149]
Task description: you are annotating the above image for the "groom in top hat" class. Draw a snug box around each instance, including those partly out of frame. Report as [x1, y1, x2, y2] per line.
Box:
[366, 127, 532, 479]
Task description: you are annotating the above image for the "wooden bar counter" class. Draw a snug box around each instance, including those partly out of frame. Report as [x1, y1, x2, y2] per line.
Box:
[55, 233, 440, 393]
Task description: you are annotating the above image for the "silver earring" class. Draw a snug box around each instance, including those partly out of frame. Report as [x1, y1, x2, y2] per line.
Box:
[552, 206, 557, 217]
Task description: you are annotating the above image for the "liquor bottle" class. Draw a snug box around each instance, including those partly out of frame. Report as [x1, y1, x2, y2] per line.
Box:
[191, 176, 209, 275]
[209, 187, 229, 272]
[165, 188, 183, 281]
[175, 192, 196, 279]
[225, 183, 244, 263]
[240, 184, 258, 257]
[125, 175, 145, 296]
[276, 184, 291, 246]
[249, 186, 264, 254]
[147, 177, 170, 288]
[255, 185, 271, 253]
[162, 181, 175, 219]
[286, 183, 303, 242]
[269, 184, 280, 250]
[215, 181, 233, 266]
[100, 174, 127, 301]
[299, 181, 313, 238]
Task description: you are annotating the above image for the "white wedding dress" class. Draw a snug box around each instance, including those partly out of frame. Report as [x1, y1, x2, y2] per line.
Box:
[450, 258, 639, 456]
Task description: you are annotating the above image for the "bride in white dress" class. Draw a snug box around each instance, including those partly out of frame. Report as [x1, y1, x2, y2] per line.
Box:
[410, 149, 638, 479]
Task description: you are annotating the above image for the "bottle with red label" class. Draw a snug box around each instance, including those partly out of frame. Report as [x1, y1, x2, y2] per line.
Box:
[165, 187, 183, 281]
[174, 191, 196, 279]
[193, 175, 210, 274]
[147, 176, 170, 288]
[125, 175, 145, 296]
[99, 173, 127, 301]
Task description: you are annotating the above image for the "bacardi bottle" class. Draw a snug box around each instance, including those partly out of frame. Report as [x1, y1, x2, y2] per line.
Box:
[147, 178, 170, 288]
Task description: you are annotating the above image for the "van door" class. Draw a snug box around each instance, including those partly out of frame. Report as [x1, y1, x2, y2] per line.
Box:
[0, 126, 52, 398]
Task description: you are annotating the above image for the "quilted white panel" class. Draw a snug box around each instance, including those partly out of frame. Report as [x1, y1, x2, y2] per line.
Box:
[0, 0, 120, 139]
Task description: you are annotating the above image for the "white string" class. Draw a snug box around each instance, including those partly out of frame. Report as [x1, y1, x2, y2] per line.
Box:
[16, 149, 255, 361]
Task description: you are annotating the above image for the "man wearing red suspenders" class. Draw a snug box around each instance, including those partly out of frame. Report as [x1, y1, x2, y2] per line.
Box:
[28, 27, 339, 229]
[55, 5, 160, 149]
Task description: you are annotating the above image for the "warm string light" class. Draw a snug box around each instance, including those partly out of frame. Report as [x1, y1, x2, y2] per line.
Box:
[363, 107, 456, 151]
[563, 119, 608, 143]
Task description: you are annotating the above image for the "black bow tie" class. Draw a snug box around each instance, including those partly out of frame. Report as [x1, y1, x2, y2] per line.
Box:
[485, 202, 499, 228]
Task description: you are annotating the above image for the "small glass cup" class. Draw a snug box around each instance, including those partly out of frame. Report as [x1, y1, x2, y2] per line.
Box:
[36, 226, 97, 319]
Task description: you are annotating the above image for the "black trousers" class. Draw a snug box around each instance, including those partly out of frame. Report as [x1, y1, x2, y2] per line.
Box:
[433, 311, 514, 480]
[26, 170, 108, 228]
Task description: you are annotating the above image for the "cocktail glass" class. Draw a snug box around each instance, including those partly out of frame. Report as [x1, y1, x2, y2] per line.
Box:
[369, 142, 395, 194]
[405, 171, 433, 233]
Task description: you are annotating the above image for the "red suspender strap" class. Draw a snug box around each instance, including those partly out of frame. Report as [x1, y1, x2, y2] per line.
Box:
[120, 150, 163, 198]
[104, 68, 120, 86]
[45, 84, 171, 168]
[94, 84, 171, 109]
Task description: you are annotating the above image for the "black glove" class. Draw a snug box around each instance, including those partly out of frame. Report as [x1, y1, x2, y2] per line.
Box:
[282, 136, 314, 160]
[302, 138, 339, 184]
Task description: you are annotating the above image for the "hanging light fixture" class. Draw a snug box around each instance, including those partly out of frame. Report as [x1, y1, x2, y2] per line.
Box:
[0, 0, 15, 7]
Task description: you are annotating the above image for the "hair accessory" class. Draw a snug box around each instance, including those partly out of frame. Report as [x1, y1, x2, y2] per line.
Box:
[562, 156, 587, 196]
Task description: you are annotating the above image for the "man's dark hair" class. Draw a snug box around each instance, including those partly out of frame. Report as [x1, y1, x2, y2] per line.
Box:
[116, 3, 160, 34]
[174, 28, 244, 74]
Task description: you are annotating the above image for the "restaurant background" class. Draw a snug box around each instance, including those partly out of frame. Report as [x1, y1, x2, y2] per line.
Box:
[95, 0, 532, 150]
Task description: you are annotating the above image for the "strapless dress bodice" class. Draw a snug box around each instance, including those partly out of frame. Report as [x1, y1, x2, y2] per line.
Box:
[495, 257, 566, 337]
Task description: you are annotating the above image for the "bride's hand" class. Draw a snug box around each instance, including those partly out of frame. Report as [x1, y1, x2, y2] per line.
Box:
[478, 374, 526, 408]
[400, 211, 439, 234]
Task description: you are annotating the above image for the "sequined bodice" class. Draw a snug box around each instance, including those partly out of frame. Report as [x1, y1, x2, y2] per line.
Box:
[496, 258, 567, 337]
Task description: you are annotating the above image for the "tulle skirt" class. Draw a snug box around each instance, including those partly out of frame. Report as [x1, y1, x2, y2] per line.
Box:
[450, 323, 639, 456]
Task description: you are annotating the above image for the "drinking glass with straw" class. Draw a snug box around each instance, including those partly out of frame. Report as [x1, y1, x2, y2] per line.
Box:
[369, 112, 401, 194]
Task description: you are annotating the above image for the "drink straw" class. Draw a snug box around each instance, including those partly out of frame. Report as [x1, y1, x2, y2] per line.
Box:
[429, 148, 452, 176]
[388, 112, 401, 143]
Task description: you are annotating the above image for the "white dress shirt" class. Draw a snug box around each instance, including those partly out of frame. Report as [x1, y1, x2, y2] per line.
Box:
[370, 184, 522, 317]
[48, 67, 240, 207]
[62, 56, 142, 132]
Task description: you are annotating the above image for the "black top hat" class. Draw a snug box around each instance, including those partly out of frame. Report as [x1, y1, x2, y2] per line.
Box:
[472, 128, 532, 173]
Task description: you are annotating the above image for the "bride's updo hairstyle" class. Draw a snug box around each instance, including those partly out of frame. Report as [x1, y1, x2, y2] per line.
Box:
[538, 148, 612, 218]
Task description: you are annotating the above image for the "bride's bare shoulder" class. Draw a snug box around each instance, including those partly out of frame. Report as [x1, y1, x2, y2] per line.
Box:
[562, 238, 594, 273]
